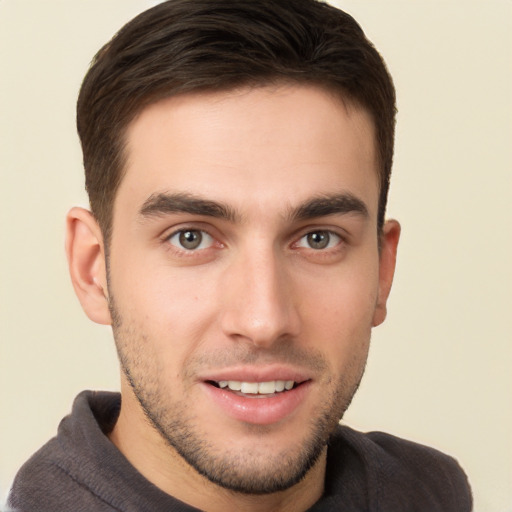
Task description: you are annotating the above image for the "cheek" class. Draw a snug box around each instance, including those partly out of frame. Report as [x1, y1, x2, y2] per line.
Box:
[296, 263, 379, 347]
[111, 262, 222, 351]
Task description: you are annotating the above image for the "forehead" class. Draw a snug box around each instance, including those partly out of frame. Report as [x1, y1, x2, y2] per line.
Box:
[116, 84, 379, 221]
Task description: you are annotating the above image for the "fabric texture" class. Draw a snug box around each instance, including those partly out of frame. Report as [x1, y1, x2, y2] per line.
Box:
[8, 390, 472, 512]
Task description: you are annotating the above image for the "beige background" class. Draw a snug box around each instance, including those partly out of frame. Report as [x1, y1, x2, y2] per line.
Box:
[1, 1, 511, 510]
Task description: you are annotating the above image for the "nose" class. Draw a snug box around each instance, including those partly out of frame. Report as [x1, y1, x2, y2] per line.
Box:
[219, 247, 300, 348]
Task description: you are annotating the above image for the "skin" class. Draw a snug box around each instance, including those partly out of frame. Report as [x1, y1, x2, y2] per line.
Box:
[66, 84, 400, 512]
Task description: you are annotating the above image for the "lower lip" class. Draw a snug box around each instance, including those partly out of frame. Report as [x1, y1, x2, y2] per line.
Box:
[201, 381, 311, 425]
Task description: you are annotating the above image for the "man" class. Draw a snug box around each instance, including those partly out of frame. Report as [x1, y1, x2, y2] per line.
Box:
[8, 0, 472, 510]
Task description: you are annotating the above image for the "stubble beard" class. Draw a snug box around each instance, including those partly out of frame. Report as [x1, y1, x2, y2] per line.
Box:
[109, 296, 368, 495]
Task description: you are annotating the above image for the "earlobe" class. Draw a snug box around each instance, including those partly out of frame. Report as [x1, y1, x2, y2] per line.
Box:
[372, 219, 401, 327]
[66, 207, 112, 325]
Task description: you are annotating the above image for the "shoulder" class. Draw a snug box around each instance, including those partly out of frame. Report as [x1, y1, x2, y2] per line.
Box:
[8, 438, 113, 512]
[325, 425, 472, 511]
[8, 391, 121, 512]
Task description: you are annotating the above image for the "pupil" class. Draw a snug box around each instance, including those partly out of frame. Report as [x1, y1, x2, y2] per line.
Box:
[179, 230, 201, 249]
[308, 231, 329, 249]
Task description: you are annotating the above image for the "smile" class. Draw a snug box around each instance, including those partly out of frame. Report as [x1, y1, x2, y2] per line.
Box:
[209, 380, 297, 396]
[203, 378, 311, 424]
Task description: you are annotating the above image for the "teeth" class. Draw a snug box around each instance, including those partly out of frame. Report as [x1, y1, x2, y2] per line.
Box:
[258, 381, 276, 394]
[217, 380, 296, 394]
[241, 382, 259, 394]
[227, 381, 241, 391]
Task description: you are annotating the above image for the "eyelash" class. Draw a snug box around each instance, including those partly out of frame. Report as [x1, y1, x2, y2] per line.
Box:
[295, 230, 343, 251]
[164, 227, 346, 256]
[166, 228, 218, 252]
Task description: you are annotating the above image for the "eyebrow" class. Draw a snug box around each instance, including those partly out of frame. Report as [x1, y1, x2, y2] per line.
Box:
[139, 191, 368, 224]
[139, 192, 239, 222]
[289, 193, 369, 221]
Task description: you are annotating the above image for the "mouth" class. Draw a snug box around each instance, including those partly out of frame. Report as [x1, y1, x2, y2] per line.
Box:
[202, 377, 311, 424]
[200, 367, 313, 424]
[206, 379, 301, 398]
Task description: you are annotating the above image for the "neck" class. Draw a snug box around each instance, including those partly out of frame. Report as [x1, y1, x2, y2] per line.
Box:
[108, 382, 326, 512]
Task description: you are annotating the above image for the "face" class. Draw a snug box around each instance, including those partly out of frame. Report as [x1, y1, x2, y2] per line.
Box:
[104, 85, 396, 494]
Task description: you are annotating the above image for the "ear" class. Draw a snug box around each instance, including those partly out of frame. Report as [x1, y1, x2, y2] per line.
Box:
[66, 207, 112, 325]
[372, 219, 401, 327]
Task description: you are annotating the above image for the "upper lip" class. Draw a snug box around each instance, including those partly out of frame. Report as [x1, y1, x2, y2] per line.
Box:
[199, 365, 312, 384]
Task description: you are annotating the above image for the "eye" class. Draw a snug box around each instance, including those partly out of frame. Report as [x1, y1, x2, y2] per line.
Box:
[297, 230, 341, 250]
[168, 229, 214, 251]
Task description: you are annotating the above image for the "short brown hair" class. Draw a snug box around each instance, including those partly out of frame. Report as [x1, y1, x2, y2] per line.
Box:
[77, 0, 396, 241]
